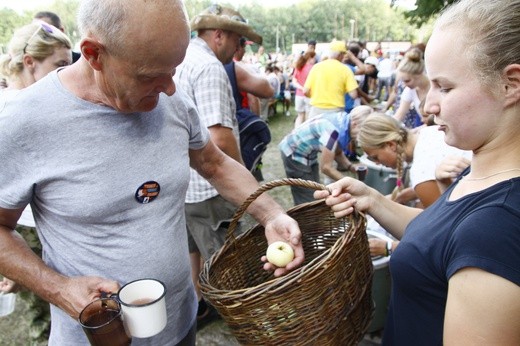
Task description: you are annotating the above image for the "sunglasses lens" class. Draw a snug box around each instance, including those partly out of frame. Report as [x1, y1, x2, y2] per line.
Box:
[41, 23, 54, 34]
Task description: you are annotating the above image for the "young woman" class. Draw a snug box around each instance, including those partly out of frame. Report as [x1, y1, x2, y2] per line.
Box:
[357, 113, 470, 257]
[358, 113, 470, 207]
[0, 21, 72, 89]
[316, 0, 520, 343]
[392, 47, 430, 128]
[292, 51, 316, 127]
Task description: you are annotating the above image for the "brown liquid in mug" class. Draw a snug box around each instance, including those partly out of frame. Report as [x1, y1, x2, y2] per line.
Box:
[83, 309, 131, 346]
[130, 298, 154, 305]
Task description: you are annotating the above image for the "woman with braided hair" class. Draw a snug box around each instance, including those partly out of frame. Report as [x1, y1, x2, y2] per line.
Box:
[356, 113, 470, 257]
[357, 113, 415, 203]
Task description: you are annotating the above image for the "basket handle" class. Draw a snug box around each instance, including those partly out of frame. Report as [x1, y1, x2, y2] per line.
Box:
[226, 178, 330, 241]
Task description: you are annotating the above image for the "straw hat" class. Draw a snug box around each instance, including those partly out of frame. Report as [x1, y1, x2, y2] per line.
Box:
[190, 4, 263, 45]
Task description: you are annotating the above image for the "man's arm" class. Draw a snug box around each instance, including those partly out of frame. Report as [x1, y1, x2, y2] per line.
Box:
[208, 124, 243, 165]
[0, 207, 119, 319]
[189, 140, 304, 276]
[235, 63, 274, 99]
[345, 51, 366, 75]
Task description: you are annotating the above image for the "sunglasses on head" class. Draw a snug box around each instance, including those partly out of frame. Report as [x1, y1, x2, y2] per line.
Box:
[23, 22, 55, 54]
[207, 4, 247, 23]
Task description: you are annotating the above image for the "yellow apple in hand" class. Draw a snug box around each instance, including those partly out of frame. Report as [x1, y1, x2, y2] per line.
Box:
[266, 241, 294, 268]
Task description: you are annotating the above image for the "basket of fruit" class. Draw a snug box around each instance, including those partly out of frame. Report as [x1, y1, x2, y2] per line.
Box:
[199, 178, 373, 345]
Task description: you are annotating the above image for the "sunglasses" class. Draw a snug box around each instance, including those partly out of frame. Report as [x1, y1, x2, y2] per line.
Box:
[207, 4, 247, 23]
[23, 22, 55, 54]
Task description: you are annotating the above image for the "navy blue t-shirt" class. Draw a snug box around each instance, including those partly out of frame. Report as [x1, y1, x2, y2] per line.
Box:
[384, 170, 520, 345]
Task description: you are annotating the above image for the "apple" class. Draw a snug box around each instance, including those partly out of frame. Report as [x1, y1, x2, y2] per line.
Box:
[266, 241, 294, 267]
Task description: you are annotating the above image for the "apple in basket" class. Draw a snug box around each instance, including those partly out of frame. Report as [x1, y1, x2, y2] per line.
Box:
[266, 241, 295, 268]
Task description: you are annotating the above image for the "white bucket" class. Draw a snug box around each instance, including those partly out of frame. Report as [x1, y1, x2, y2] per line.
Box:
[0, 292, 16, 317]
[366, 230, 393, 333]
[358, 154, 398, 195]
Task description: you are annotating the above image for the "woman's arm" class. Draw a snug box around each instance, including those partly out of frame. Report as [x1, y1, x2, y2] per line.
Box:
[414, 180, 442, 208]
[320, 146, 350, 181]
[235, 63, 274, 99]
[444, 268, 520, 344]
[393, 99, 412, 123]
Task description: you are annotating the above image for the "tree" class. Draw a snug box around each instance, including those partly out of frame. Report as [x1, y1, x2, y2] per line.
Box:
[0, 8, 28, 52]
[391, 0, 456, 26]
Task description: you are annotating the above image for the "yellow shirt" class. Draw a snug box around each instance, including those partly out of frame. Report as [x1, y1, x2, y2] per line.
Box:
[304, 59, 358, 109]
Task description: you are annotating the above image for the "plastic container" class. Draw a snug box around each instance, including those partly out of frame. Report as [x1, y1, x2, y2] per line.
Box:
[0, 292, 16, 317]
[366, 230, 393, 333]
[358, 154, 398, 195]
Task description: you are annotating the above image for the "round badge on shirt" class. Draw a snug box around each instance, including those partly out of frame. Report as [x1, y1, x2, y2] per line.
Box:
[135, 181, 160, 204]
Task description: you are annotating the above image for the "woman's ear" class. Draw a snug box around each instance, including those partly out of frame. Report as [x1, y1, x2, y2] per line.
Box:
[22, 54, 36, 74]
[386, 141, 397, 152]
[80, 38, 104, 71]
[503, 64, 520, 107]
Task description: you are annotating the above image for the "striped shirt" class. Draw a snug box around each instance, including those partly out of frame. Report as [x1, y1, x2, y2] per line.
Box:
[279, 115, 339, 166]
[175, 37, 239, 203]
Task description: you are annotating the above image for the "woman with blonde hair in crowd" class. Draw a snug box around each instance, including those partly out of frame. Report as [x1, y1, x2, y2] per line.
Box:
[0, 21, 72, 343]
[0, 21, 72, 89]
[316, 0, 520, 343]
[292, 51, 316, 127]
[392, 47, 430, 127]
[357, 113, 470, 256]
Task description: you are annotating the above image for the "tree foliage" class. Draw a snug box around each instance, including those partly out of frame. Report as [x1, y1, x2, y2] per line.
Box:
[391, 0, 455, 26]
[0, 1, 80, 53]
[1, 0, 432, 54]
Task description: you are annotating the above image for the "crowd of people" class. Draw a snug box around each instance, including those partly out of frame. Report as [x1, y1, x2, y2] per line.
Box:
[1, 0, 518, 345]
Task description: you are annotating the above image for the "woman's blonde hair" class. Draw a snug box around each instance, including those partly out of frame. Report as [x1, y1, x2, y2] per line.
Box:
[350, 105, 373, 123]
[397, 47, 424, 76]
[0, 22, 72, 79]
[434, 0, 520, 92]
[357, 113, 409, 199]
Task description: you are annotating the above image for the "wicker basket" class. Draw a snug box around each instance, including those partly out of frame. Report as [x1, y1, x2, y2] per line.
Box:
[200, 179, 373, 345]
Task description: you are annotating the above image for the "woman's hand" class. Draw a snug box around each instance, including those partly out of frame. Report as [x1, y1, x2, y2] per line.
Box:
[314, 177, 375, 218]
[0, 277, 21, 294]
[368, 238, 387, 257]
[435, 155, 471, 181]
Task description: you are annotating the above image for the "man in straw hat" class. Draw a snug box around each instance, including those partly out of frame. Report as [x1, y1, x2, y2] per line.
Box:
[304, 39, 359, 118]
[0, 0, 303, 344]
[174, 3, 267, 328]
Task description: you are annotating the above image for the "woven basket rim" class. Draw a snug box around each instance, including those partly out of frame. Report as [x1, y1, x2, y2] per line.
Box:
[201, 203, 365, 298]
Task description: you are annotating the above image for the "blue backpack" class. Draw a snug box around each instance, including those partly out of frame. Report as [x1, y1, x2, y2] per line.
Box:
[224, 62, 271, 171]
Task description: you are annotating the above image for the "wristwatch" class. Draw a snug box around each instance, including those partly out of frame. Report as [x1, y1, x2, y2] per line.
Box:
[386, 241, 393, 256]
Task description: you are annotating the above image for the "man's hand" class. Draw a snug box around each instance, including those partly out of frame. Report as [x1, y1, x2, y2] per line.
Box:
[57, 276, 120, 319]
[261, 213, 304, 277]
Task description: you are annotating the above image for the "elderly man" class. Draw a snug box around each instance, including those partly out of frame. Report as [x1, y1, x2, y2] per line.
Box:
[304, 39, 359, 118]
[174, 4, 269, 325]
[0, 1, 303, 345]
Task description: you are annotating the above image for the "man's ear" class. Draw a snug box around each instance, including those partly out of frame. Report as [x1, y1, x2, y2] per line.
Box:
[214, 29, 225, 44]
[80, 38, 104, 71]
[503, 64, 520, 107]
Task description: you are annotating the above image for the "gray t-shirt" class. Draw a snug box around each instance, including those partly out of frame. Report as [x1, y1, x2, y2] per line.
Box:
[0, 70, 209, 345]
